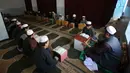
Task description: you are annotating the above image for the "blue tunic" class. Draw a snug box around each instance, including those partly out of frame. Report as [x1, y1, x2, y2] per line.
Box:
[86, 36, 122, 73]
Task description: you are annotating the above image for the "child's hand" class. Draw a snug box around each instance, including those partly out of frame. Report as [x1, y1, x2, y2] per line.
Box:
[54, 56, 59, 61]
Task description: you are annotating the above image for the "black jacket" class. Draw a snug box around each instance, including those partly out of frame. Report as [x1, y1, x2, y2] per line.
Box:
[82, 27, 95, 37]
[22, 37, 34, 57]
[12, 26, 21, 38]
[34, 47, 57, 73]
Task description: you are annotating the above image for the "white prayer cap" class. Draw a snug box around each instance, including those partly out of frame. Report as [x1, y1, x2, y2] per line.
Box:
[11, 18, 17, 21]
[21, 24, 28, 29]
[39, 35, 49, 43]
[86, 21, 92, 25]
[73, 14, 76, 17]
[16, 22, 21, 25]
[4, 17, 8, 20]
[106, 26, 116, 35]
[82, 16, 86, 18]
[26, 29, 34, 36]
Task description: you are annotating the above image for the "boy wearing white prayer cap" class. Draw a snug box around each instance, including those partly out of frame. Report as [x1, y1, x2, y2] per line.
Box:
[85, 26, 122, 73]
[12, 22, 22, 38]
[16, 22, 23, 29]
[4, 17, 10, 27]
[82, 21, 96, 40]
[80, 16, 87, 24]
[72, 14, 76, 19]
[7, 18, 18, 38]
[21, 24, 29, 30]
[70, 14, 78, 28]
[26, 29, 38, 50]
[34, 35, 59, 73]
[10, 18, 17, 25]
[18, 24, 29, 38]
[17, 24, 29, 39]
[21, 29, 35, 57]
[16, 24, 29, 52]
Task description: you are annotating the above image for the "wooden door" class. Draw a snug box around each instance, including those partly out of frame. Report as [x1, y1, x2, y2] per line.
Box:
[37, 0, 56, 15]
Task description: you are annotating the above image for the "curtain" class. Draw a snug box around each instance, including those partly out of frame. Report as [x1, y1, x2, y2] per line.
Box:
[65, 0, 117, 28]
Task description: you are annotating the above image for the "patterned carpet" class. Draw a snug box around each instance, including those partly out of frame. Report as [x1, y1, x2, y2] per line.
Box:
[0, 16, 129, 73]
[0, 16, 93, 73]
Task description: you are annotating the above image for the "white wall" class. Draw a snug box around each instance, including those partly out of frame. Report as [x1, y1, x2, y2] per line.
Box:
[56, 0, 65, 18]
[31, 0, 38, 11]
[0, 0, 26, 16]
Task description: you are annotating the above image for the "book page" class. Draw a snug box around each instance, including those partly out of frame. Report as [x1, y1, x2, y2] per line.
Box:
[53, 46, 66, 55]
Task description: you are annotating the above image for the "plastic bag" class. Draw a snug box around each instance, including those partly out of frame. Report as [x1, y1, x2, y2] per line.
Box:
[83, 57, 98, 71]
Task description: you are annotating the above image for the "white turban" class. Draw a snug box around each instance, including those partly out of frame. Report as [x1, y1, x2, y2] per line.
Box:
[73, 14, 76, 17]
[21, 24, 28, 29]
[39, 35, 49, 43]
[86, 21, 92, 25]
[11, 18, 17, 21]
[16, 22, 21, 25]
[82, 16, 86, 18]
[106, 26, 117, 35]
[4, 17, 8, 20]
[26, 29, 34, 36]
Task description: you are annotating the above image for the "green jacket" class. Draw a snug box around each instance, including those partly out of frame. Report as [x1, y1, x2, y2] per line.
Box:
[82, 27, 95, 38]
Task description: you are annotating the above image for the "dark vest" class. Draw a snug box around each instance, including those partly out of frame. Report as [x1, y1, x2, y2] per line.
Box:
[29, 37, 37, 50]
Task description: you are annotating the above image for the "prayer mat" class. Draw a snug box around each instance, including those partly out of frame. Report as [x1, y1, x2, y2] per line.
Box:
[60, 27, 70, 31]
[3, 48, 20, 59]
[45, 23, 54, 26]
[57, 60, 87, 73]
[29, 25, 36, 29]
[47, 33, 59, 40]
[51, 37, 71, 48]
[67, 43, 81, 59]
[69, 28, 82, 34]
[37, 30, 49, 36]
[39, 22, 49, 25]
[0, 40, 16, 49]
[52, 25, 61, 28]
[68, 48, 81, 59]
[7, 57, 34, 73]
[33, 28, 42, 32]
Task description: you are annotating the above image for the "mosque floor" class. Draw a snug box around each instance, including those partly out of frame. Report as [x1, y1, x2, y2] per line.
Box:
[0, 16, 129, 73]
